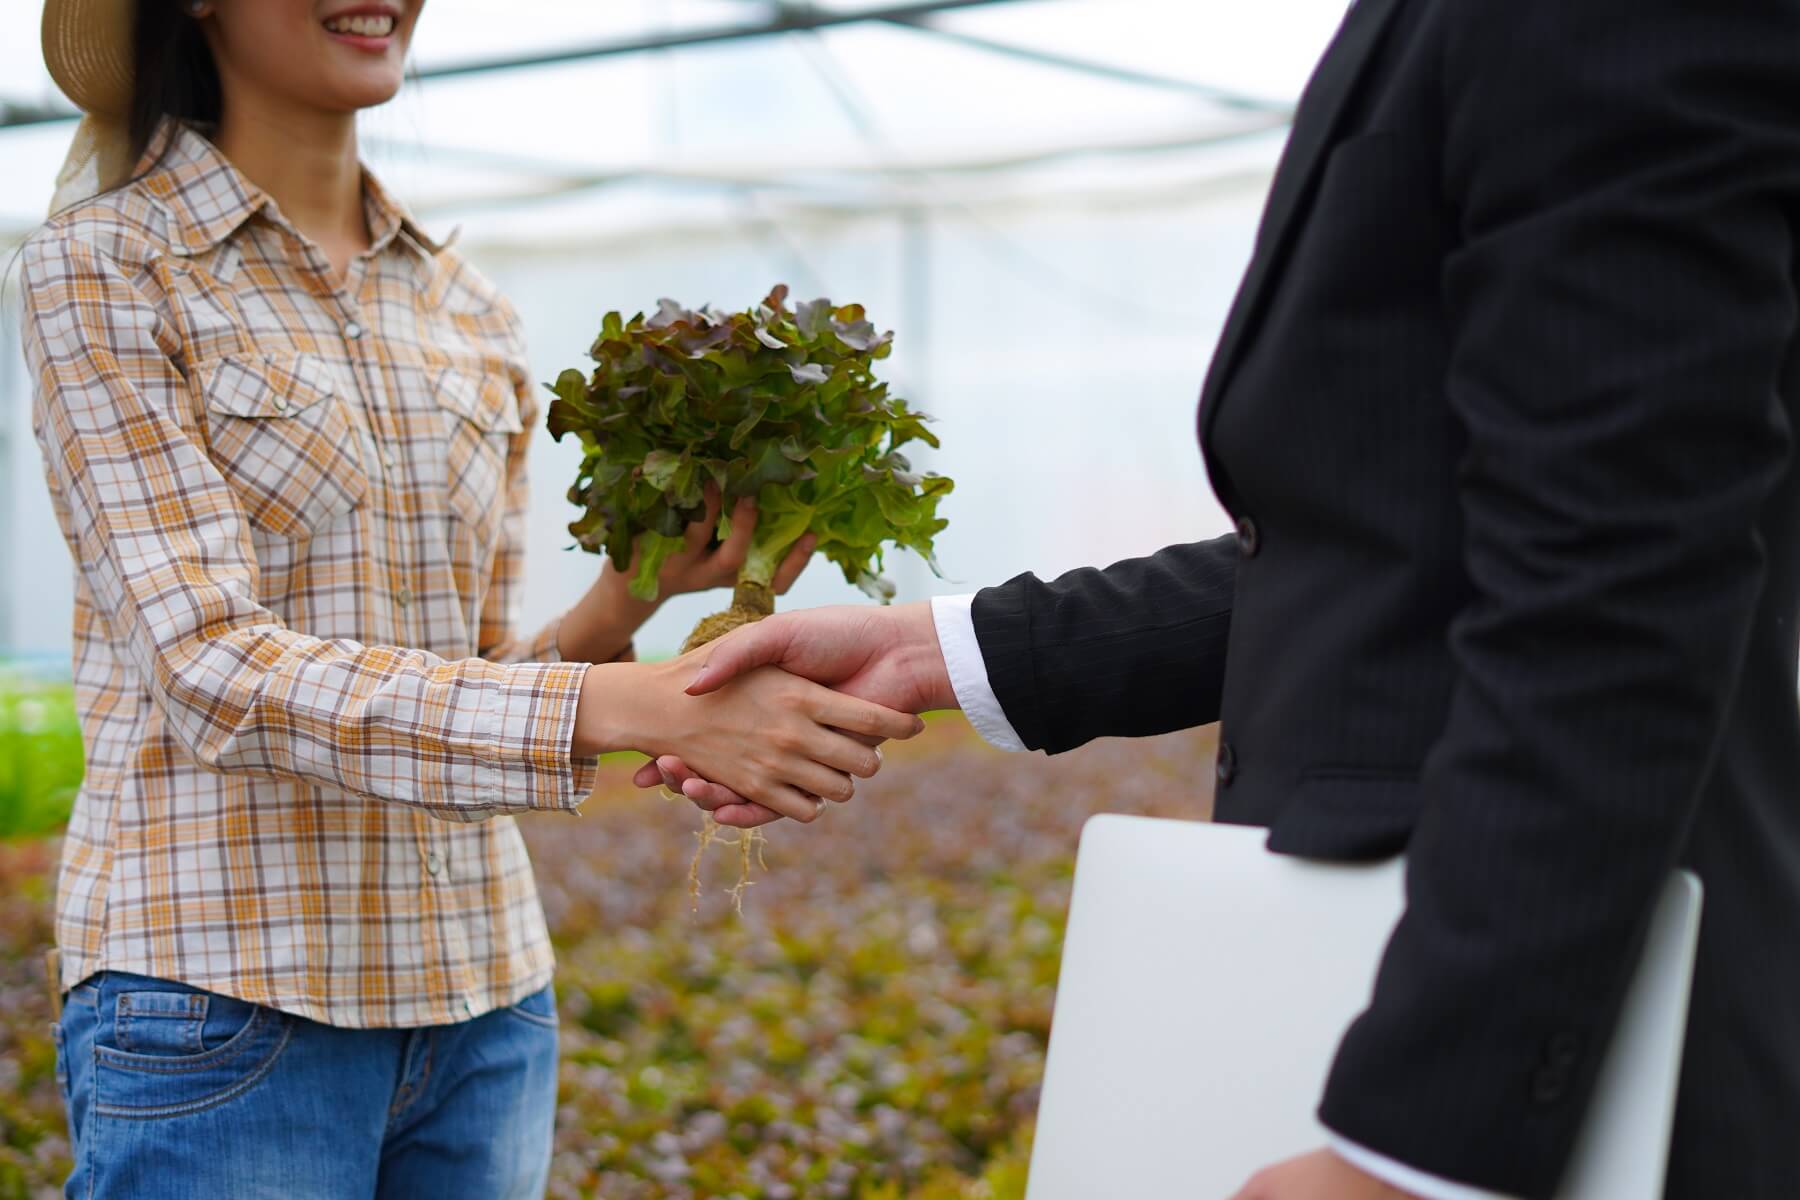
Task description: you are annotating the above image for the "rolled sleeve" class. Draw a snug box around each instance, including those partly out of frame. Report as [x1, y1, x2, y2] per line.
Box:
[478, 659, 597, 817]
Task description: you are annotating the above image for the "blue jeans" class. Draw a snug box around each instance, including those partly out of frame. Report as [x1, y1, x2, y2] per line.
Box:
[53, 971, 559, 1199]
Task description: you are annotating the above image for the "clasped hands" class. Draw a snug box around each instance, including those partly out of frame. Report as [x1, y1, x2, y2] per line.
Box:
[563, 496, 946, 827]
[625, 601, 954, 825]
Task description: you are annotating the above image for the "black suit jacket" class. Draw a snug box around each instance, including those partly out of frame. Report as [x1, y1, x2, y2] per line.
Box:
[971, 1, 1800, 1195]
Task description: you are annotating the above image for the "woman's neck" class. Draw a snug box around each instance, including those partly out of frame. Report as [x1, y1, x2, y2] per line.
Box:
[214, 97, 368, 280]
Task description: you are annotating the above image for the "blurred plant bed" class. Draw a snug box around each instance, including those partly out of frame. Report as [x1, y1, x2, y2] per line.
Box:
[0, 837, 69, 1198]
[0, 668, 82, 841]
[534, 715, 1216, 1199]
[0, 710, 1216, 1199]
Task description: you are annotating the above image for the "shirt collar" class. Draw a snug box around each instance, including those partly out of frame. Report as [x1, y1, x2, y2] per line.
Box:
[360, 166, 455, 259]
[140, 120, 450, 260]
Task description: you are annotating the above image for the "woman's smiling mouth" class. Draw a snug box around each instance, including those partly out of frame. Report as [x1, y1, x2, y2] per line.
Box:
[323, 11, 396, 42]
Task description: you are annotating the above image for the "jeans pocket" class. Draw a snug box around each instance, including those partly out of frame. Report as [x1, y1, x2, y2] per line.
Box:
[504, 984, 559, 1031]
[93, 984, 293, 1120]
[115, 989, 210, 1055]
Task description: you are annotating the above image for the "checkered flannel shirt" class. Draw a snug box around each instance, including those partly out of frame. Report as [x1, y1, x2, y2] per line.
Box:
[20, 122, 598, 1028]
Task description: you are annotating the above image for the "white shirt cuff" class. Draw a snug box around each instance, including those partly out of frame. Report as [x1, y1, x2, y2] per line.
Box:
[929, 593, 1027, 752]
[1328, 1137, 1522, 1200]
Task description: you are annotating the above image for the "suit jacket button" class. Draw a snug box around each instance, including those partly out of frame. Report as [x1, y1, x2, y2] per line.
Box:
[1531, 1063, 1569, 1104]
[1216, 742, 1238, 787]
[1235, 516, 1261, 558]
[1545, 1032, 1580, 1068]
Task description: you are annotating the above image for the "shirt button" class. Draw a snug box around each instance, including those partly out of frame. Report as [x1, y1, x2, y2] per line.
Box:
[273, 396, 290, 414]
[1215, 741, 1238, 787]
[344, 321, 364, 340]
[425, 851, 442, 876]
[1235, 516, 1261, 558]
[383, 451, 399, 470]
[462, 997, 477, 1018]
[396, 588, 412, 608]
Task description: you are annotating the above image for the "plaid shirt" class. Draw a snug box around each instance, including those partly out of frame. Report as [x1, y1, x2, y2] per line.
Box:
[20, 123, 598, 1028]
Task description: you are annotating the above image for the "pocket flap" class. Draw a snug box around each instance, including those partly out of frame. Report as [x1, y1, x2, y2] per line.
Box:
[436, 367, 524, 436]
[200, 353, 339, 419]
[1265, 769, 1421, 861]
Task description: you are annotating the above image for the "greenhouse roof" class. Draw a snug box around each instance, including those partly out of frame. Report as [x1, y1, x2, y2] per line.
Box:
[0, 0, 1351, 241]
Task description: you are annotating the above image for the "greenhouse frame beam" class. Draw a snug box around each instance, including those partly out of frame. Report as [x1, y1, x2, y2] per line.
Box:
[364, 113, 1288, 196]
[391, 0, 1035, 83]
[0, 0, 1036, 130]
[881, 14, 1292, 114]
[0, 101, 76, 129]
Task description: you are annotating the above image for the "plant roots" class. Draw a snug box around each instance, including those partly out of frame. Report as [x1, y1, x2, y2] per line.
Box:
[677, 579, 778, 911]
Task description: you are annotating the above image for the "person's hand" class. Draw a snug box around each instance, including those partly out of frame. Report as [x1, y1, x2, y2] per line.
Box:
[630, 602, 958, 827]
[1230, 1150, 1422, 1200]
[685, 601, 955, 711]
[640, 754, 797, 829]
[631, 488, 815, 602]
[572, 652, 924, 823]
[558, 487, 814, 663]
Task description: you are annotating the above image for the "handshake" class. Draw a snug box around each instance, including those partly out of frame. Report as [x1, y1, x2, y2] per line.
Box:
[574, 601, 961, 827]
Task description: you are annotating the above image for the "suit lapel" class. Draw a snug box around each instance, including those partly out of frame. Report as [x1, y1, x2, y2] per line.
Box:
[1197, 0, 1407, 468]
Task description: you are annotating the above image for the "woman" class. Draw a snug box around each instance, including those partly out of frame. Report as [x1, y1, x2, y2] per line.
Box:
[22, 1, 921, 1196]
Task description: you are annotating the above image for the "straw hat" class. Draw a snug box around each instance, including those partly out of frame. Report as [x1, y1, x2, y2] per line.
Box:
[40, 0, 143, 213]
[43, 0, 136, 120]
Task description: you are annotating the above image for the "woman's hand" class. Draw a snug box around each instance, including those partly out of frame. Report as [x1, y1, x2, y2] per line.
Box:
[571, 653, 925, 823]
[558, 487, 816, 663]
[646, 489, 815, 601]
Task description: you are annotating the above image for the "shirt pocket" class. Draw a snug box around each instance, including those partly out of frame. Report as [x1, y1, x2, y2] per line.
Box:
[435, 366, 524, 555]
[197, 352, 369, 537]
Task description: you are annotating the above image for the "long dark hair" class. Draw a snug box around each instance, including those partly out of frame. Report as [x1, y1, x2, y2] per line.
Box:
[126, 0, 223, 176]
[8, 2, 222, 291]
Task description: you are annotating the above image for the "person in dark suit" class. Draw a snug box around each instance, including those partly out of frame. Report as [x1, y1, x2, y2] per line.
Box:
[639, 0, 1800, 1195]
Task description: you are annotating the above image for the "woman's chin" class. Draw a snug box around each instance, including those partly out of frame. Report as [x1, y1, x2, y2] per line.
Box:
[310, 51, 409, 111]
[322, 73, 407, 113]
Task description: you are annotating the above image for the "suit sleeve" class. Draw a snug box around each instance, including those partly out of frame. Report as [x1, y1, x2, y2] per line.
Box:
[1319, 4, 1799, 1195]
[968, 536, 1237, 752]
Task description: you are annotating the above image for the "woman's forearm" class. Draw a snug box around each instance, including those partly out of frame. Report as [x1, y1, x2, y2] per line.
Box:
[570, 660, 663, 758]
[557, 568, 655, 664]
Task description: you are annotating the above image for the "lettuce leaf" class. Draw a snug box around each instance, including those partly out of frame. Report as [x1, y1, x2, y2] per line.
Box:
[549, 285, 953, 603]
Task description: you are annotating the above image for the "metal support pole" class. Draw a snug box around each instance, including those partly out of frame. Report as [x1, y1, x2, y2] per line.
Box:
[898, 205, 934, 598]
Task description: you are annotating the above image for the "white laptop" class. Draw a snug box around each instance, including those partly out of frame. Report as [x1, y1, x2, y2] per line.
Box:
[1026, 816, 1703, 1200]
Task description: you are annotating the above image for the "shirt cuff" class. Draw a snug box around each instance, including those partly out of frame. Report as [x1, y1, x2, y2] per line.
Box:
[930, 593, 1027, 752]
[1328, 1137, 1523, 1200]
[463, 660, 597, 820]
